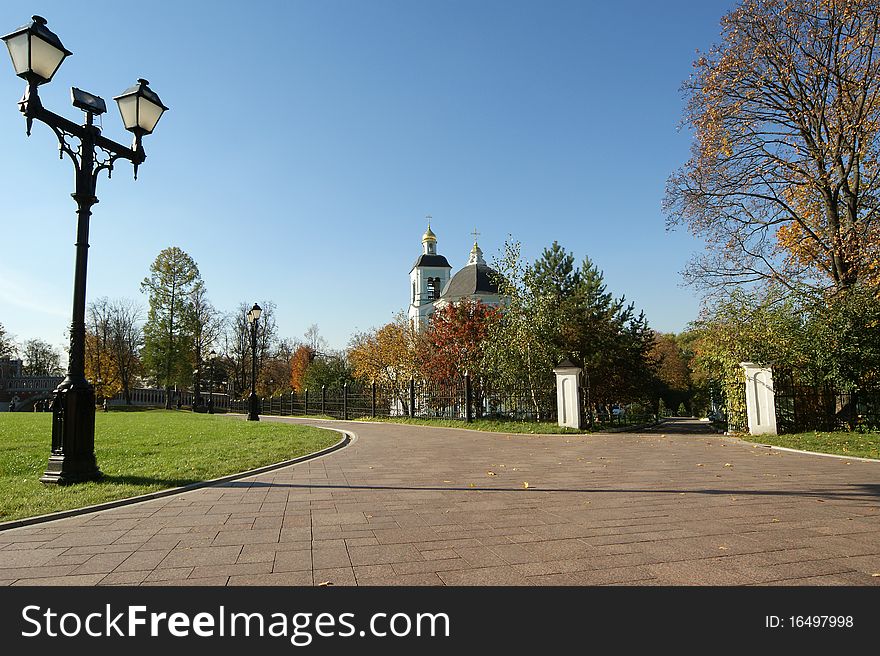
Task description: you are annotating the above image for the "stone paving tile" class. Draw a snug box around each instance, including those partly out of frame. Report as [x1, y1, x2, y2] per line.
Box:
[115, 549, 175, 572]
[190, 563, 274, 579]
[72, 552, 132, 575]
[144, 568, 193, 583]
[212, 528, 281, 546]
[3, 417, 879, 586]
[272, 550, 312, 572]
[11, 574, 105, 586]
[98, 570, 151, 586]
[438, 566, 531, 585]
[0, 548, 67, 568]
[314, 567, 357, 586]
[229, 572, 312, 586]
[347, 544, 423, 566]
[359, 572, 444, 586]
[158, 545, 242, 569]
[142, 576, 230, 587]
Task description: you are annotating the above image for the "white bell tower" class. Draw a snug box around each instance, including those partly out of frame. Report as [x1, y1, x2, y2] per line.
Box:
[408, 220, 451, 329]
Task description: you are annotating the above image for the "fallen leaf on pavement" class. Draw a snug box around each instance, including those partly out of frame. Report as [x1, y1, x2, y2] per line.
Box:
[522, 482, 529, 489]
[487, 471, 496, 476]
[318, 581, 332, 586]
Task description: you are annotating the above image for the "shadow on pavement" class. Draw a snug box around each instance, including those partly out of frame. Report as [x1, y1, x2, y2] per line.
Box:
[215, 480, 880, 502]
[644, 418, 718, 434]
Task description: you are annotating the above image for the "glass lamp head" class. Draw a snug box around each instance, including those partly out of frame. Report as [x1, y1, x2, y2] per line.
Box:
[2, 15, 72, 85]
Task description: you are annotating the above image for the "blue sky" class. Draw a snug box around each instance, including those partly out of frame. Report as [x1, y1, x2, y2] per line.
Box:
[0, 0, 735, 355]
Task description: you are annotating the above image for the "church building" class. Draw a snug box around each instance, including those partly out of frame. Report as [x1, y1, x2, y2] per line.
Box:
[408, 223, 503, 329]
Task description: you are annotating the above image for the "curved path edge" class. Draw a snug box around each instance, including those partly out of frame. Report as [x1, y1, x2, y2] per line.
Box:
[0, 426, 354, 532]
[728, 437, 880, 463]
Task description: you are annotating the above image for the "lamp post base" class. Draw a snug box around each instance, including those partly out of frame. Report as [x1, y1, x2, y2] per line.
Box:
[40, 383, 102, 485]
[247, 392, 260, 421]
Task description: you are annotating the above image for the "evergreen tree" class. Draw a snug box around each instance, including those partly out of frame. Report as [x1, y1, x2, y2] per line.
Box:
[140, 247, 202, 407]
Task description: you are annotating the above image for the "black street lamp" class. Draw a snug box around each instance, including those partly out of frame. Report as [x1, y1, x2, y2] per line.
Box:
[208, 349, 216, 414]
[3, 16, 167, 484]
[246, 303, 262, 421]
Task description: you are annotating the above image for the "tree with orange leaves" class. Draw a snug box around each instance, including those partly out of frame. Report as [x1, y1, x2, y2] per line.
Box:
[289, 344, 315, 392]
[666, 0, 880, 294]
[421, 299, 501, 382]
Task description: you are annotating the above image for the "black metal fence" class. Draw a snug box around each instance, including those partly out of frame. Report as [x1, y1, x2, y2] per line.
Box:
[773, 371, 880, 432]
[228, 376, 654, 428]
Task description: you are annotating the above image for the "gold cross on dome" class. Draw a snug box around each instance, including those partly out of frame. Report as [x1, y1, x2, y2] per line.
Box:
[471, 227, 480, 242]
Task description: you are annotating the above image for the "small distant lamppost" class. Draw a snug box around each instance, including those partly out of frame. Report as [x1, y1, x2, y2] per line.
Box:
[2, 16, 167, 484]
[246, 303, 262, 421]
[208, 349, 216, 414]
[192, 368, 199, 411]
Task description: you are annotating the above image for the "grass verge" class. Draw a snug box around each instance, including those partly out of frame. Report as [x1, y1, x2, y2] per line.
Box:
[0, 410, 338, 523]
[740, 430, 880, 460]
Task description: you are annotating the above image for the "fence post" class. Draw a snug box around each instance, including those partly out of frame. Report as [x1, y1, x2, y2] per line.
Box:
[409, 376, 416, 418]
[343, 383, 348, 420]
[741, 362, 777, 435]
[465, 372, 473, 423]
[371, 381, 377, 418]
[321, 385, 326, 416]
[304, 389, 309, 416]
[553, 359, 583, 429]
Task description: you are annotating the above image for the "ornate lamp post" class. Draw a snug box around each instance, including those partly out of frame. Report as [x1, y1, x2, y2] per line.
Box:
[246, 304, 262, 421]
[2, 16, 167, 484]
[208, 349, 216, 414]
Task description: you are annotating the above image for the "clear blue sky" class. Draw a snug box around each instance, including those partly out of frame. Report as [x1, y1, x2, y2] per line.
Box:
[0, 0, 734, 357]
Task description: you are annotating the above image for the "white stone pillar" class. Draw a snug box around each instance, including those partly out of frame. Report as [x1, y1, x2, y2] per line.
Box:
[553, 359, 583, 429]
[740, 362, 777, 435]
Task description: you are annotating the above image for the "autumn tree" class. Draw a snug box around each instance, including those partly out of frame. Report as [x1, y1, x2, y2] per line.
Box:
[188, 284, 222, 408]
[85, 298, 144, 403]
[349, 313, 423, 412]
[107, 299, 144, 405]
[289, 344, 316, 392]
[649, 332, 693, 415]
[259, 338, 296, 397]
[85, 298, 120, 401]
[422, 299, 500, 381]
[141, 247, 202, 407]
[666, 0, 880, 294]
[349, 313, 422, 386]
[21, 339, 63, 376]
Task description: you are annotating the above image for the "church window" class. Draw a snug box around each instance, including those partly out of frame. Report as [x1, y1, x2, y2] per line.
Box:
[428, 277, 440, 300]
[412, 281, 416, 304]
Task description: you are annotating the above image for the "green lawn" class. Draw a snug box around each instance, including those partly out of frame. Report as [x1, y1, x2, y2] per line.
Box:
[0, 410, 339, 523]
[740, 430, 880, 460]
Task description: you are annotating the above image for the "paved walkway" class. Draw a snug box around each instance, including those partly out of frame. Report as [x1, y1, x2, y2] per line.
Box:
[1, 418, 878, 586]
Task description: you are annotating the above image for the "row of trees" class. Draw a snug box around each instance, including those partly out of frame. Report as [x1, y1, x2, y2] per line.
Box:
[665, 0, 880, 429]
[80, 246, 315, 406]
[342, 240, 667, 419]
[0, 323, 64, 377]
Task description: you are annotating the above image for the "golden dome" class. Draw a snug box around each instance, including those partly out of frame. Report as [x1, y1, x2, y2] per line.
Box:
[422, 224, 437, 243]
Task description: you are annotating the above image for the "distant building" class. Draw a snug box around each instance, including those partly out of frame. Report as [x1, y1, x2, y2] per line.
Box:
[0, 356, 22, 389]
[408, 224, 502, 330]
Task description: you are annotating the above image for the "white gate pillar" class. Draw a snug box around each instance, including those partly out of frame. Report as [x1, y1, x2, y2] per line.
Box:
[553, 359, 582, 429]
[740, 362, 777, 435]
